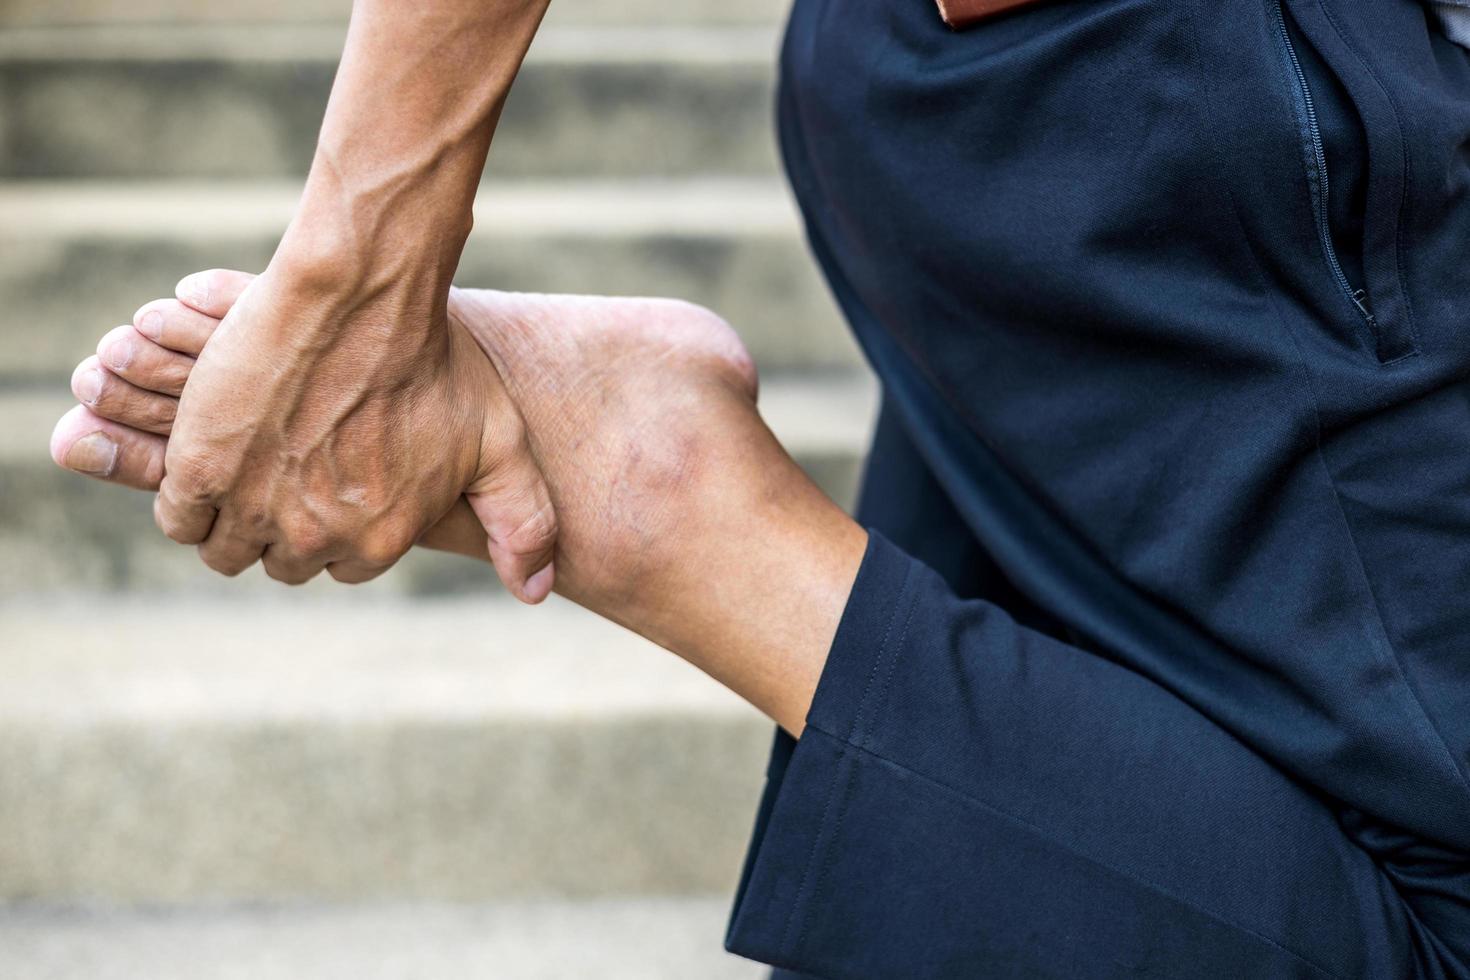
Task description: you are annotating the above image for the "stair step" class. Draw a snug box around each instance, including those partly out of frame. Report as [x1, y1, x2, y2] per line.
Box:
[0, 372, 876, 595]
[0, 25, 781, 180]
[0, 596, 775, 903]
[0, 900, 763, 978]
[0, 0, 788, 28]
[0, 179, 862, 381]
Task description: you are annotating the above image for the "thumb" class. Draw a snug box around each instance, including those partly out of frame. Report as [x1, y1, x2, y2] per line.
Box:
[465, 433, 558, 604]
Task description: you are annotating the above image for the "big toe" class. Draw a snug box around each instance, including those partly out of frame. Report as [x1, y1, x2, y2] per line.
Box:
[50, 404, 167, 490]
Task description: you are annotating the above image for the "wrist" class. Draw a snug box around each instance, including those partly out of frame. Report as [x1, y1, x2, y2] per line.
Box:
[273, 164, 473, 297]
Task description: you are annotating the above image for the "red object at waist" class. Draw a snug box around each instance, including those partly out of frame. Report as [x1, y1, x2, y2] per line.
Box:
[934, 0, 1050, 29]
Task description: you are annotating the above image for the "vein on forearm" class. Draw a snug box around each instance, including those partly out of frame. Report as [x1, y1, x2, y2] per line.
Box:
[283, 0, 550, 283]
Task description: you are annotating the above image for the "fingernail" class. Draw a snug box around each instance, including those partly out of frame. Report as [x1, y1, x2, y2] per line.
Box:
[65, 431, 118, 476]
[523, 563, 554, 603]
[176, 274, 208, 308]
[102, 338, 132, 370]
[136, 309, 163, 340]
[75, 368, 104, 405]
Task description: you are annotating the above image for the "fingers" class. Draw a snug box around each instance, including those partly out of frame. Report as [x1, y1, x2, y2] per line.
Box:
[191, 508, 264, 577]
[417, 497, 493, 563]
[49, 404, 168, 491]
[97, 323, 197, 397]
[72, 355, 178, 436]
[260, 545, 326, 586]
[174, 269, 257, 320]
[466, 431, 559, 604]
[154, 466, 220, 546]
[324, 559, 392, 585]
[132, 298, 222, 358]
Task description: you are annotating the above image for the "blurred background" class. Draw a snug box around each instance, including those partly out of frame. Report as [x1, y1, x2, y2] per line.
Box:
[0, 0, 876, 975]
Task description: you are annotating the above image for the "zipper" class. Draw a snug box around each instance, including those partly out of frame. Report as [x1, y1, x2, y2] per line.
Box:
[1269, 0, 1378, 334]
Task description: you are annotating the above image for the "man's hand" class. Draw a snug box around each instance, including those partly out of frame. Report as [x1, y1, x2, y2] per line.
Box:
[140, 0, 556, 598]
[152, 268, 557, 600]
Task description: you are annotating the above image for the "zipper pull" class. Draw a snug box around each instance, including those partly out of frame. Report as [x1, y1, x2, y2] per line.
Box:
[1352, 288, 1377, 328]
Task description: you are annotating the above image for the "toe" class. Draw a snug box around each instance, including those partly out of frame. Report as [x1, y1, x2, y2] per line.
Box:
[72, 354, 178, 435]
[98, 323, 194, 396]
[132, 298, 221, 356]
[174, 269, 257, 320]
[49, 404, 167, 490]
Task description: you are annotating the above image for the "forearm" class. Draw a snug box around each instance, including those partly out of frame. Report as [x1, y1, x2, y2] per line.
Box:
[276, 0, 549, 295]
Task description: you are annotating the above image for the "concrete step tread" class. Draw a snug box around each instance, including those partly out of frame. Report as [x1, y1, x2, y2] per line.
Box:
[0, 372, 877, 461]
[0, 23, 780, 64]
[0, 0, 787, 30]
[0, 899, 762, 979]
[0, 595, 755, 723]
[1, 178, 801, 239]
[0, 599, 775, 902]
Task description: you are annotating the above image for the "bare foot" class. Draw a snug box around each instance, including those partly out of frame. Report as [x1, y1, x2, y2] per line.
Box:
[52, 274, 863, 727]
[446, 288, 771, 612]
[51, 280, 765, 610]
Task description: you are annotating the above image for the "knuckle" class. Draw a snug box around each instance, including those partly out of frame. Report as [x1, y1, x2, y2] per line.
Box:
[279, 521, 333, 560]
[263, 560, 314, 586]
[166, 462, 220, 504]
[147, 397, 178, 429]
[356, 537, 408, 568]
[198, 547, 248, 578]
[355, 522, 417, 567]
[154, 503, 197, 544]
[327, 562, 382, 585]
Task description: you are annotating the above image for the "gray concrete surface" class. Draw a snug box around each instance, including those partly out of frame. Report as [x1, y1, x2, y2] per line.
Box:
[0, 179, 863, 381]
[0, 0, 789, 28]
[0, 597, 774, 902]
[0, 899, 765, 979]
[0, 25, 782, 179]
[0, 5, 853, 970]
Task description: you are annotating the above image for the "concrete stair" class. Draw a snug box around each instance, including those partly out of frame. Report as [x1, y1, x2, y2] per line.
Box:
[1, 179, 862, 384]
[0, 900, 764, 979]
[0, 596, 772, 903]
[0, 2, 866, 970]
[0, 0, 788, 28]
[0, 25, 781, 180]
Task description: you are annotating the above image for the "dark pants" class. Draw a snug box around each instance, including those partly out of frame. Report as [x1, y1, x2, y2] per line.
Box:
[725, 0, 1470, 976]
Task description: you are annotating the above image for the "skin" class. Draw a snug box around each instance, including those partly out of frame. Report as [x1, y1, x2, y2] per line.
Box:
[51, 272, 869, 736]
[154, 0, 560, 601]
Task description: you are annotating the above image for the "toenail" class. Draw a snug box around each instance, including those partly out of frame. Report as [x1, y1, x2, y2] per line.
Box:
[75, 368, 104, 404]
[65, 432, 118, 476]
[103, 339, 133, 370]
[176, 274, 208, 308]
[137, 310, 163, 340]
